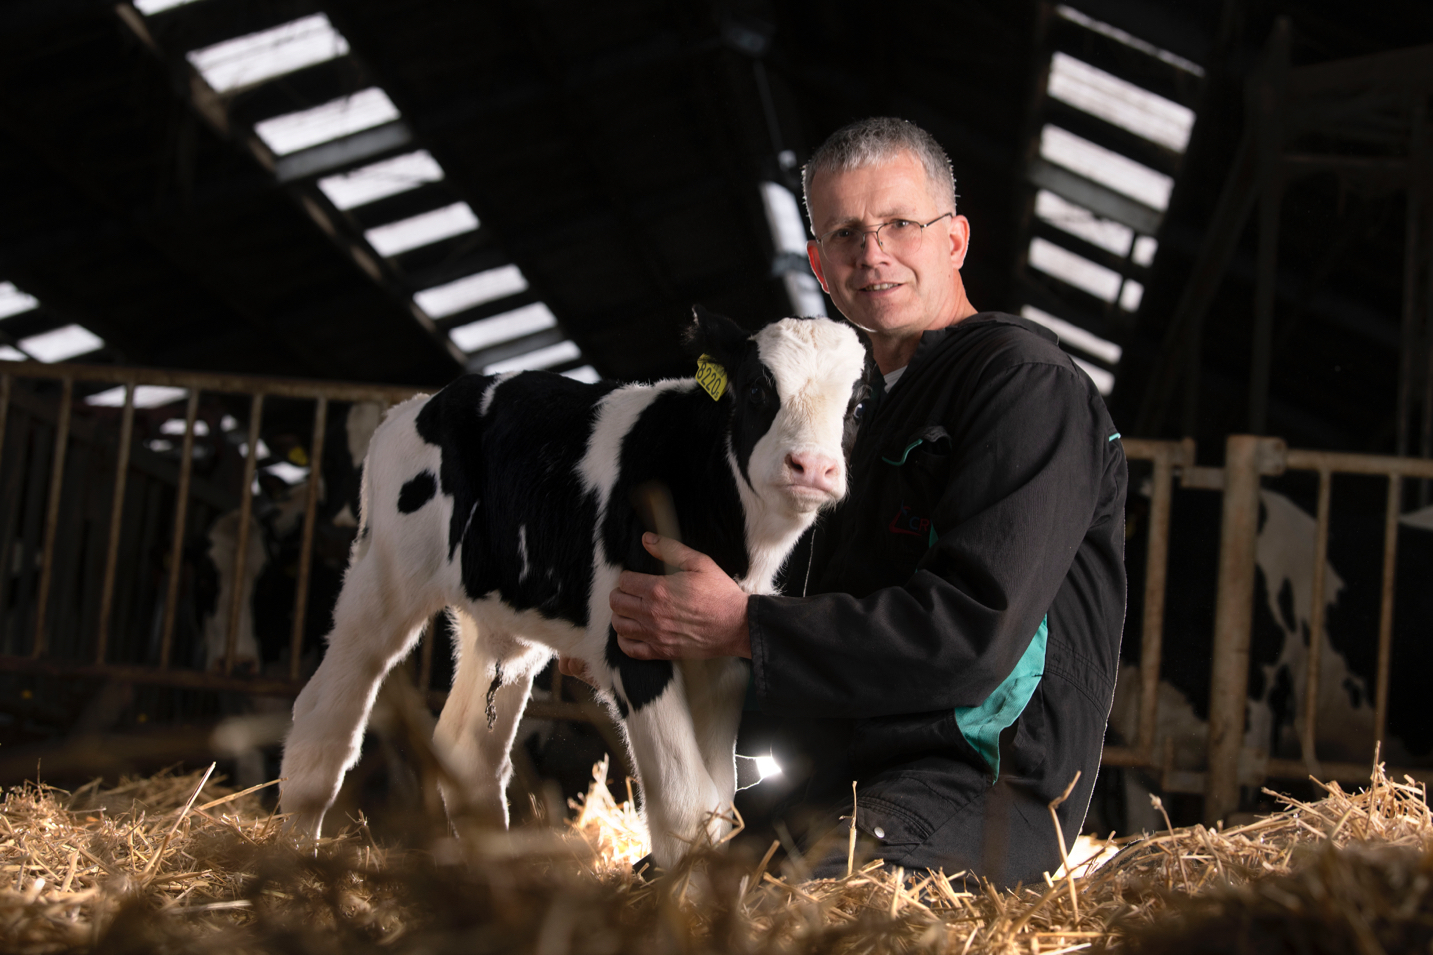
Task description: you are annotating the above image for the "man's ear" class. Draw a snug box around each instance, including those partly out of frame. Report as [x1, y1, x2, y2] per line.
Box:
[685, 304, 751, 368]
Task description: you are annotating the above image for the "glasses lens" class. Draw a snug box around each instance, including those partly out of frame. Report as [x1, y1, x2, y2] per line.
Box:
[878, 220, 924, 252]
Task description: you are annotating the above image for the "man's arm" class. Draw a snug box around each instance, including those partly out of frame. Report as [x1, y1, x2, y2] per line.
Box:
[611, 358, 1111, 718]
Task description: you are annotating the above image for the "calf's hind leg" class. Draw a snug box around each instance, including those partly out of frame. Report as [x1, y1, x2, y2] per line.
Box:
[280, 549, 437, 838]
[433, 610, 550, 826]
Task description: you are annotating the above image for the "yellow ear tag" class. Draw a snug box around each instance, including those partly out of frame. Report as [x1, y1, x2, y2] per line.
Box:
[695, 354, 728, 401]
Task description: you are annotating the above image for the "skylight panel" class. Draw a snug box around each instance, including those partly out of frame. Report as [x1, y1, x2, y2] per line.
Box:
[0, 345, 26, 361]
[135, 0, 206, 13]
[784, 272, 827, 317]
[1073, 355, 1115, 395]
[0, 282, 39, 319]
[449, 302, 557, 353]
[1021, 305, 1122, 364]
[365, 202, 478, 257]
[86, 385, 189, 408]
[760, 181, 809, 255]
[20, 325, 103, 363]
[1047, 53, 1194, 152]
[187, 14, 349, 93]
[562, 365, 600, 383]
[1035, 190, 1132, 256]
[1132, 235, 1158, 267]
[483, 340, 582, 375]
[1040, 125, 1173, 211]
[415, 265, 528, 319]
[1120, 279, 1145, 312]
[254, 88, 400, 157]
[1028, 237, 1121, 302]
[317, 150, 444, 210]
[1055, 5, 1204, 76]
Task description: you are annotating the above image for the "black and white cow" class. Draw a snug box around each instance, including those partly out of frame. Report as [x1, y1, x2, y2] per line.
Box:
[1107, 481, 1433, 830]
[280, 309, 871, 865]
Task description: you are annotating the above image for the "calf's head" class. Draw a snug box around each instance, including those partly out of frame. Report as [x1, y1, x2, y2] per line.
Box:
[690, 307, 871, 516]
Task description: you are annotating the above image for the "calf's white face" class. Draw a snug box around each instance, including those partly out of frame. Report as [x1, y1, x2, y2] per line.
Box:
[701, 313, 869, 517]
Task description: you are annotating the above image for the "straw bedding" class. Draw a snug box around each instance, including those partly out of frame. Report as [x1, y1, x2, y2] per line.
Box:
[2, 752, 1430, 954]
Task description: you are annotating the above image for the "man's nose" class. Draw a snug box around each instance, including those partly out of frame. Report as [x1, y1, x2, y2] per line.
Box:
[854, 229, 888, 264]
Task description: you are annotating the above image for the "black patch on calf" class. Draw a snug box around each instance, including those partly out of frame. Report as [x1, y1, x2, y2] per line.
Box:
[398, 471, 437, 513]
[612, 688, 629, 719]
[415, 373, 617, 625]
[605, 624, 672, 711]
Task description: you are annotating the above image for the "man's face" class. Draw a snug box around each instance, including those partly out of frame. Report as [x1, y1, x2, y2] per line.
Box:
[805, 152, 970, 344]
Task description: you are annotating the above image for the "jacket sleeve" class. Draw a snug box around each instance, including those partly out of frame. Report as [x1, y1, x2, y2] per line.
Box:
[747, 358, 1109, 719]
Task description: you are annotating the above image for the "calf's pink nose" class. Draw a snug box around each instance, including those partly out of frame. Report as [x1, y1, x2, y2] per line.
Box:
[784, 451, 841, 494]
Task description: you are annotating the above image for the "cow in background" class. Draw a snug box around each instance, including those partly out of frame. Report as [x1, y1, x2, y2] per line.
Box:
[202, 400, 383, 676]
[1104, 482, 1433, 832]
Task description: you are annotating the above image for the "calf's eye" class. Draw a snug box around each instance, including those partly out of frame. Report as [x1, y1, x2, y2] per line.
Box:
[747, 383, 765, 404]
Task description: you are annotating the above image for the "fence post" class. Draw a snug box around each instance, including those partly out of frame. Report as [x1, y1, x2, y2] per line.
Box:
[1204, 434, 1284, 824]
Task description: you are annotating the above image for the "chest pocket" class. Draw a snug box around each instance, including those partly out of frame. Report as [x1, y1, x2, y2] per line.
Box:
[878, 425, 953, 556]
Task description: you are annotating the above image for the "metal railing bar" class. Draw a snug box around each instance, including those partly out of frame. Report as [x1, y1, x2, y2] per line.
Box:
[0, 373, 10, 474]
[1374, 472, 1401, 745]
[1285, 448, 1433, 479]
[225, 394, 265, 676]
[1299, 467, 1332, 775]
[1135, 443, 1179, 760]
[31, 377, 73, 658]
[94, 381, 136, 665]
[0, 357, 422, 405]
[158, 388, 201, 668]
[289, 396, 327, 681]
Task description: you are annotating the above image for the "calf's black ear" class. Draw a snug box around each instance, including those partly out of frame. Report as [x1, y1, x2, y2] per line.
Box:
[686, 305, 751, 369]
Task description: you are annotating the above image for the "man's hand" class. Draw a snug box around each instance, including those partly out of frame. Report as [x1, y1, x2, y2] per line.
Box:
[610, 533, 751, 660]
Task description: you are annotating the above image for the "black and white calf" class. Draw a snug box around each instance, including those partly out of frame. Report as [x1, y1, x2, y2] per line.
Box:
[280, 310, 871, 865]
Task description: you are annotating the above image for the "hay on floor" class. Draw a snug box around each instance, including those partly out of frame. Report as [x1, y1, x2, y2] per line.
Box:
[1, 752, 1429, 953]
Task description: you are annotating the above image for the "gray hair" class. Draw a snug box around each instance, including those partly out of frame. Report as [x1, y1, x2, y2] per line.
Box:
[801, 117, 957, 231]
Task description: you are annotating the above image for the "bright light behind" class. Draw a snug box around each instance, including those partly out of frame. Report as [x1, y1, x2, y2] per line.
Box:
[1021, 305, 1122, 364]
[20, 325, 103, 363]
[0, 345, 26, 361]
[1028, 237, 1121, 303]
[1132, 235, 1159, 267]
[759, 181, 808, 255]
[449, 302, 558, 353]
[1035, 190, 1132, 256]
[1073, 356, 1115, 395]
[135, 0, 206, 13]
[1047, 52, 1194, 152]
[483, 340, 581, 374]
[784, 272, 827, 317]
[1040, 125, 1173, 211]
[755, 754, 782, 779]
[365, 202, 478, 257]
[264, 462, 309, 485]
[254, 88, 400, 157]
[160, 418, 210, 436]
[0, 282, 39, 320]
[1120, 279, 1145, 312]
[86, 385, 188, 408]
[562, 365, 600, 383]
[415, 265, 528, 319]
[187, 14, 349, 93]
[317, 150, 444, 210]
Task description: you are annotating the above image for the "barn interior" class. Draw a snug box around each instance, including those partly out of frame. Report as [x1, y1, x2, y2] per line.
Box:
[1, 0, 1432, 838]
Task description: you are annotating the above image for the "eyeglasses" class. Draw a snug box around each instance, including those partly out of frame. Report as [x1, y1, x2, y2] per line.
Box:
[815, 212, 954, 256]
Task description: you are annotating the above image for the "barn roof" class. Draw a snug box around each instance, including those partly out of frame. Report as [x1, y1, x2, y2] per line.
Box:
[2, 0, 1432, 454]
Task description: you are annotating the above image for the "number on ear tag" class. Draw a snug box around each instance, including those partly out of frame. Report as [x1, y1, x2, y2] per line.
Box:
[695, 354, 728, 401]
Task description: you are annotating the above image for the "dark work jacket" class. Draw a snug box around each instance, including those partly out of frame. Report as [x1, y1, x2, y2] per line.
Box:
[743, 312, 1127, 886]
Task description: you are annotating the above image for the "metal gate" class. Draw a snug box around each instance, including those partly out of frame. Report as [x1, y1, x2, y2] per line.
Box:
[1115, 436, 1433, 823]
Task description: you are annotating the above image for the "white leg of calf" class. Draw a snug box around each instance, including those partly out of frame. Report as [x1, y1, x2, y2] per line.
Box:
[681, 658, 748, 826]
[280, 552, 434, 838]
[624, 679, 726, 868]
[434, 612, 549, 827]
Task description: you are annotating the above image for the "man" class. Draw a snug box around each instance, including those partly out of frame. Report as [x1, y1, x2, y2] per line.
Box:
[603, 117, 1127, 887]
